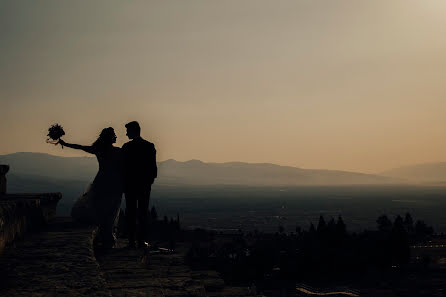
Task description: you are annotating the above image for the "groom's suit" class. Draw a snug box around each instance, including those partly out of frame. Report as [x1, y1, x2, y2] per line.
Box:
[122, 136, 157, 246]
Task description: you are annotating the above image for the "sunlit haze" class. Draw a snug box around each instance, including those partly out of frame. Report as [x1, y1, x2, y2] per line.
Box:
[2, 1, 446, 173]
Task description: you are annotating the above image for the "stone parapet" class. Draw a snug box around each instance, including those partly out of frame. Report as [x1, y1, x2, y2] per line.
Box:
[1, 192, 62, 221]
[0, 164, 62, 253]
[0, 192, 61, 254]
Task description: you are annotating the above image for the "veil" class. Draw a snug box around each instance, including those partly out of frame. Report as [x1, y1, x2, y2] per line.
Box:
[71, 183, 98, 225]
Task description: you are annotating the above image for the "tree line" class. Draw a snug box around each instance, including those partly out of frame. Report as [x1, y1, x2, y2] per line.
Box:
[186, 213, 434, 285]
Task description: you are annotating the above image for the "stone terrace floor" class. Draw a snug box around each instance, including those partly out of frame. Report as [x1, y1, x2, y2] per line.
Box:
[0, 218, 253, 297]
[0, 217, 110, 296]
[96, 239, 251, 297]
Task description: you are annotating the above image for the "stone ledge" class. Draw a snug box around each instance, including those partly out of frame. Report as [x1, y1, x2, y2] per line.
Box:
[1, 193, 62, 222]
[0, 193, 61, 254]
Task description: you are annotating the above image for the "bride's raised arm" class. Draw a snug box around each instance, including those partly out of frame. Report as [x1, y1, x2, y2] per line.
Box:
[59, 139, 95, 154]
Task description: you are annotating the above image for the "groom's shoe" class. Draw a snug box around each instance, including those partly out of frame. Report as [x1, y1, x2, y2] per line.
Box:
[137, 240, 151, 249]
[139, 241, 151, 266]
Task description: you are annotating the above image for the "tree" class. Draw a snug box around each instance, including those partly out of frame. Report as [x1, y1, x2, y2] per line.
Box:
[328, 218, 336, 229]
[278, 225, 285, 234]
[317, 216, 326, 233]
[393, 215, 405, 234]
[415, 220, 434, 238]
[176, 213, 181, 230]
[295, 226, 302, 235]
[309, 223, 316, 233]
[392, 215, 410, 266]
[336, 216, 346, 235]
[377, 215, 392, 233]
[404, 213, 414, 233]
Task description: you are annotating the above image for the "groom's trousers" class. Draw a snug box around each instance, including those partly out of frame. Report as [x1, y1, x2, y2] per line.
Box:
[125, 186, 151, 245]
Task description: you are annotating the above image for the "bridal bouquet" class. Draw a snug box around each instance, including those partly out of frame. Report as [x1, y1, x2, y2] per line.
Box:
[46, 123, 65, 147]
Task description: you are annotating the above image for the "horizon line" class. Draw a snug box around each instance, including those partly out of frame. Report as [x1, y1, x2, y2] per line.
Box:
[2, 151, 446, 175]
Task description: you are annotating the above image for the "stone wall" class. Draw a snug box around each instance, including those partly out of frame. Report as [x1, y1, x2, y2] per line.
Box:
[0, 193, 61, 254]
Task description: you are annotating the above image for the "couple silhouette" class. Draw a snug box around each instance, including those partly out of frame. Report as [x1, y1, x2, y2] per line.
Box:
[55, 121, 157, 248]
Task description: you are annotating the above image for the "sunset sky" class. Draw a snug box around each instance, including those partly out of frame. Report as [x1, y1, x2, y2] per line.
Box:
[1, 1, 446, 173]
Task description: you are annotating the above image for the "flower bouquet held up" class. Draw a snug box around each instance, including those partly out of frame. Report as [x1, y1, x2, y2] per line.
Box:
[46, 124, 65, 148]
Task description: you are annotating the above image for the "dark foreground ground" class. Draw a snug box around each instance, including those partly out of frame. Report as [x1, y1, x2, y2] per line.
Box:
[1, 215, 445, 296]
[0, 217, 251, 297]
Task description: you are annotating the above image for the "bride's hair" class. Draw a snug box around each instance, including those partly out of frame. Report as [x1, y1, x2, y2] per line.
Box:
[92, 127, 116, 152]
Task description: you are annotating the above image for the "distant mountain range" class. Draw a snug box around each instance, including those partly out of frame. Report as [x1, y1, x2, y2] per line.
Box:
[0, 152, 403, 186]
[158, 159, 398, 186]
[0, 152, 98, 182]
[5, 152, 446, 216]
[381, 162, 446, 184]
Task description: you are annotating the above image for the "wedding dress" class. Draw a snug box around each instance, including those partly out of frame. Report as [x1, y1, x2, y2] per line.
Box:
[71, 147, 123, 240]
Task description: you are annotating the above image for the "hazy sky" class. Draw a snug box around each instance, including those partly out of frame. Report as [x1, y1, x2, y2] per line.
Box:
[2, 1, 446, 173]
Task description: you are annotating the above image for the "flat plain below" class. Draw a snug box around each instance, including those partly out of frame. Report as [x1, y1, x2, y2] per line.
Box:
[150, 185, 446, 233]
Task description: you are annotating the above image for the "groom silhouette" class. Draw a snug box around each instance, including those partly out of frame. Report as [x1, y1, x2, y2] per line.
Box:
[122, 121, 157, 248]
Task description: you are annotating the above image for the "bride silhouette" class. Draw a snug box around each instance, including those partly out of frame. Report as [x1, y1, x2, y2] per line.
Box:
[56, 127, 123, 247]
